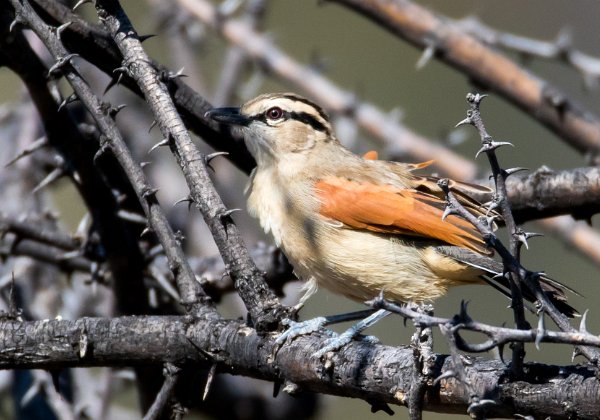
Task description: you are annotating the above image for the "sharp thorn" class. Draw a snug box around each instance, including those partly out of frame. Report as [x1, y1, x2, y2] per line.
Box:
[75, 212, 91, 239]
[93, 144, 109, 162]
[109, 104, 127, 118]
[140, 226, 153, 238]
[55, 22, 73, 40]
[113, 66, 128, 75]
[205, 151, 229, 163]
[142, 187, 159, 199]
[203, 363, 217, 401]
[492, 272, 508, 281]
[441, 205, 456, 221]
[117, 210, 147, 225]
[5, 136, 48, 167]
[103, 77, 119, 95]
[47, 53, 79, 77]
[205, 151, 229, 171]
[516, 230, 530, 250]
[459, 300, 472, 322]
[148, 138, 169, 154]
[525, 232, 544, 240]
[219, 208, 242, 220]
[9, 17, 22, 33]
[139, 34, 157, 43]
[455, 117, 472, 128]
[72, 0, 92, 11]
[504, 167, 528, 176]
[173, 196, 194, 207]
[168, 67, 188, 80]
[497, 343, 506, 364]
[475, 145, 486, 159]
[140, 161, 152, 168]
[416, 44, 435, 70]
[148, 120, 158, 133]
[579, 309, 589, 333]
[491, 141, 515, 149]
[535, 312, 545, 350]
[58, 93, 79, 112]
[149, 267, 180, 300]
[32, 168, 65, 194]
[433, 370, 456, 386]
[571, 347, 581, 362]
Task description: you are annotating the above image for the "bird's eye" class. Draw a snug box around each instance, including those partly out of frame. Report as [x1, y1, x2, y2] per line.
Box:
[265, 107, 284, 120]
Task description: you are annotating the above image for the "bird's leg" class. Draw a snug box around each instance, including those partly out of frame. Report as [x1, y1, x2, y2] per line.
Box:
[312, 309, 391, 358]
[275, 308, 383, 348]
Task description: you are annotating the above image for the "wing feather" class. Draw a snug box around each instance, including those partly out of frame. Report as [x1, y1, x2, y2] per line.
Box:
[316, 177, 490, 254]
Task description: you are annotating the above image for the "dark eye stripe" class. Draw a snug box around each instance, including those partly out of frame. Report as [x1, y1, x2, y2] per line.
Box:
[289, 111, 330, 135]
[281, 94, 330, 122]
[249, 111, 331, 136]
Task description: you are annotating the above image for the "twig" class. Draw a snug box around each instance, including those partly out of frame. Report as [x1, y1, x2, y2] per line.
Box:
[457, 16, 600, 90]
[369, 296, 600, 353]
[438, 167, 600, 364]
[142, 363, 181, 420]
[457, 93, 527, 376]
[0, 214, 81, 251]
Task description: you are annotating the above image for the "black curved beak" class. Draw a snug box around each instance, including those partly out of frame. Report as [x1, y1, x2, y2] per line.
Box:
[205, 107, 251, 126]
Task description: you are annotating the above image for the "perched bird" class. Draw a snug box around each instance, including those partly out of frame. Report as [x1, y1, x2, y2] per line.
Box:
[207, 93, 575, 348]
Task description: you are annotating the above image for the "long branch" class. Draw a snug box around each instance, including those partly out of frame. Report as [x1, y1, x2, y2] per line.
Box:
[328, 0, 600, 162]
[0, 315, 598, 419]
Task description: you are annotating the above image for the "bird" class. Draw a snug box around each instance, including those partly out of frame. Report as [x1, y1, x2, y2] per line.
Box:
[206, 92, 576, 353]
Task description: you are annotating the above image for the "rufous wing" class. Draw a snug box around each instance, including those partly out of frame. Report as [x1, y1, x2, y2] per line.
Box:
[315, 177, 490, 254]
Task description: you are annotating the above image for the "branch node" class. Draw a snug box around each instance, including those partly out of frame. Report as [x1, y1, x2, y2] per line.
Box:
[47, 53, 79, 78]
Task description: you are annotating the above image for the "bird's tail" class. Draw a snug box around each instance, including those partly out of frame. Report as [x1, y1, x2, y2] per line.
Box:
[436, 246, 579, 318]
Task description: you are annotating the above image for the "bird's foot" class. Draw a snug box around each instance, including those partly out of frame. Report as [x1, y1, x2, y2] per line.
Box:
[313, 330, 380, 358]
[275, 317, 336, 346]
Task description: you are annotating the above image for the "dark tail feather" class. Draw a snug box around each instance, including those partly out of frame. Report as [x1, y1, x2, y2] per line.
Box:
[435, 246, 580, 318]
[487, 274, 579, 318]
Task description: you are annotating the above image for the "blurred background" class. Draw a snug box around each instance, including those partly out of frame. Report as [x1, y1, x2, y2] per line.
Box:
[1, 0, 600, 418]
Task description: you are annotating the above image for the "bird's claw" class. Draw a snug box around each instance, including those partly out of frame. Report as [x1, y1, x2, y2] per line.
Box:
[312, 331, 379, 358]
[275, 317, 332, 345]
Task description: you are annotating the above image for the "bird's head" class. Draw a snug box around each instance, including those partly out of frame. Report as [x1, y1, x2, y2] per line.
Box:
[206, 93, 335, 166]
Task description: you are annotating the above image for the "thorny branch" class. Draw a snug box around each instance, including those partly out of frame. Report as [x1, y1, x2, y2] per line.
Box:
[94, 0, 289, 329]
[457, 93, 528, 377]
[457, 16, 600, 90]
[2, 0, 600, 418]
[443, 94, 600, 365]
[8, 0, 212, 317]
[0, 315, 600, 418]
